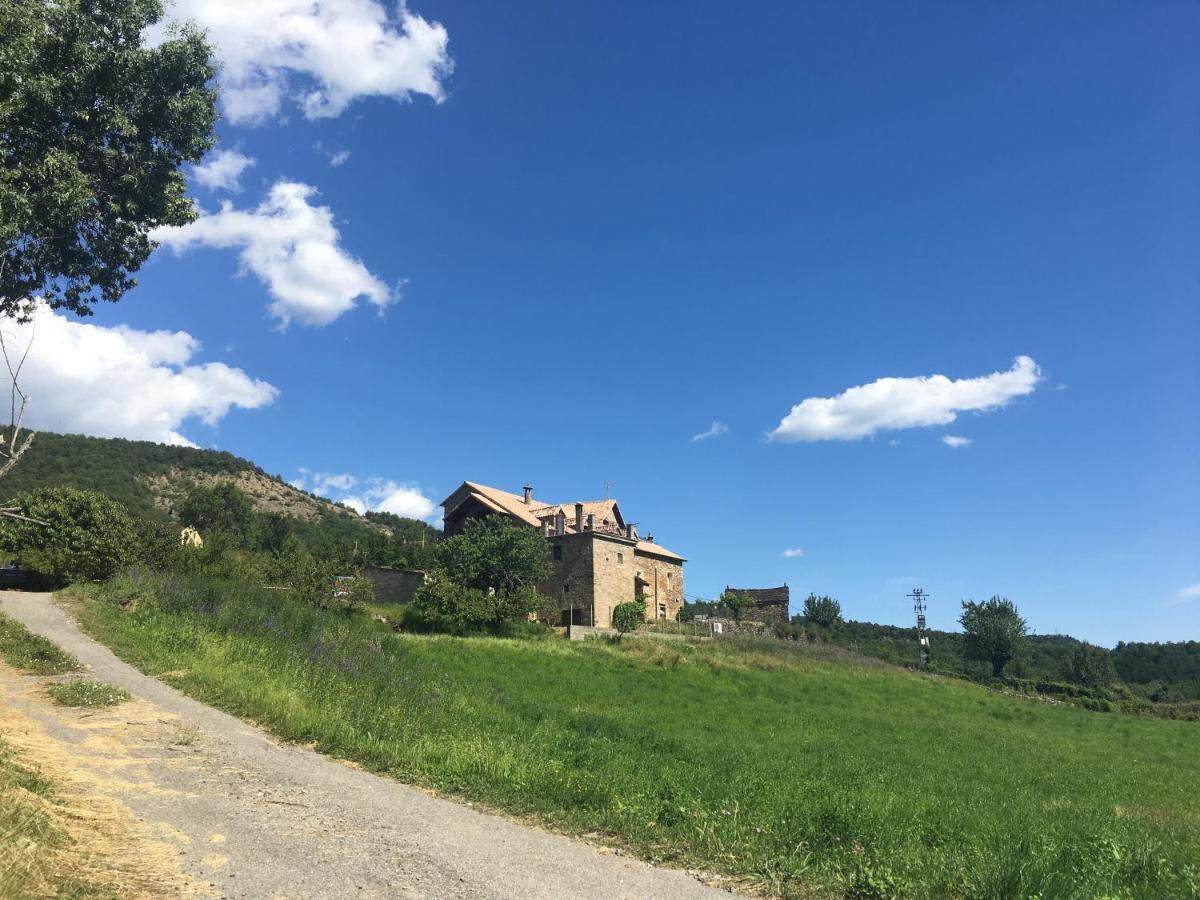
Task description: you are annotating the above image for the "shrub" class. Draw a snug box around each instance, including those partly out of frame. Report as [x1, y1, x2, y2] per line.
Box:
[405, 573, 493, 634]
[612, 599, 646, 636]
[0, 487, 136, 582]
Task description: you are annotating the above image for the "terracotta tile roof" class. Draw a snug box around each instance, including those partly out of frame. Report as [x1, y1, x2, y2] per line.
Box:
[635, 540, 686, 562]
[459, 482, 545, 527]
[446, 481, 684, 560]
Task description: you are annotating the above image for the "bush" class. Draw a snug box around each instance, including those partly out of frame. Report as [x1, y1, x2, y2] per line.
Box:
[612, 599, 646, 636]
[405, 573, 493, 634]
[0, 487, 136, 582]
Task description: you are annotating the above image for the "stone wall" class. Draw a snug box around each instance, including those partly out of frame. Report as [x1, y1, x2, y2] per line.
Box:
[541, 533, 596, 625]
[365, 567, 427, 605]
[634, 551, 684, 622]
[589, 534, 641, 628]
[725, 585, 790, 624]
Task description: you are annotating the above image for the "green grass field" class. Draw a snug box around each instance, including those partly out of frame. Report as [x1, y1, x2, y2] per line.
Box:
[73, 573, 1199, 898]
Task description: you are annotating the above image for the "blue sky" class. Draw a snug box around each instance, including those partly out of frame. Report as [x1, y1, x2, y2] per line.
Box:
[27, 1, 1199, 645]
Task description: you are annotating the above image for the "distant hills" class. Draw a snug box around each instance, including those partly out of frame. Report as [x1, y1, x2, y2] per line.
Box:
[0, 429, 386, 536]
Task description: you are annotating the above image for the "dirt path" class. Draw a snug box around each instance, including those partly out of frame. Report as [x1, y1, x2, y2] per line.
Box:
[0, 592, 733, 899]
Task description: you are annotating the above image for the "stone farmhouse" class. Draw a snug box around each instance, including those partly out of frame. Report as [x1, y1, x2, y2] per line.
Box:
[440, 481, 686, 628]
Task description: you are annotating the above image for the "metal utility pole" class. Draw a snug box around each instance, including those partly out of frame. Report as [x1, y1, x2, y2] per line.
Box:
[908, 588, 930, 669]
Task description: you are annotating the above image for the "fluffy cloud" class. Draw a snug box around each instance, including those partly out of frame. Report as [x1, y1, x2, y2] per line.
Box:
[782, 548, 805, 558]
[1177, 584, 1200, 603]
[690, 420, 729, 442]
[942, 435, 972, 448]
[329, 150, 352, 168]
[293, 471, 437, 521]
[769, 356, 1041, 442]
[2, 307, 277, 446]
[191, 149, 255, 192]
[146, 1, 452, 125]
[152, 181, 393, 327]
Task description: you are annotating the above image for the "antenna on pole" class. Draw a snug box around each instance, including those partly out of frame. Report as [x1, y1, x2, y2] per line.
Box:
[908, 588, 930, 669]
[605, 480, 612, 498]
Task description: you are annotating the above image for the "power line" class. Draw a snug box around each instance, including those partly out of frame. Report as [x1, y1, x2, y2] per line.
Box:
[908, 587, 930, 669]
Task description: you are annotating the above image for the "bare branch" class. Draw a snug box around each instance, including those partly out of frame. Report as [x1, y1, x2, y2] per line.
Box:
[0, 507, 49, 526]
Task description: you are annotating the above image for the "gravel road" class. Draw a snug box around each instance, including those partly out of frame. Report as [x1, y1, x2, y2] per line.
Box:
[0, 591, 733, 899]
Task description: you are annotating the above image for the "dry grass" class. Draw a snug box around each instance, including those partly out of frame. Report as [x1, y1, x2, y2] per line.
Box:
[0, 664, 208, 898]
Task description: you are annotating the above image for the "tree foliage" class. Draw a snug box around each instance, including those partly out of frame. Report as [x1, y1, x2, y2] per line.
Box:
[960, 596, 1028, 677]
[438, 517, 550, 599]
[1, 0, 218, 317]
[406, 572, 495, 634]
[803, 594, 842, 628]
[612, 599, 646, 636]
[1065, 642, 1118, 688]
[0, 486, 135, 581]
[177, 483, 254, 542]
[719, 590, 755, 622]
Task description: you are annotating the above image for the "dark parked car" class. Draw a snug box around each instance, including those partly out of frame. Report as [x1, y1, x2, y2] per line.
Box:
[0, 565, 56, 591]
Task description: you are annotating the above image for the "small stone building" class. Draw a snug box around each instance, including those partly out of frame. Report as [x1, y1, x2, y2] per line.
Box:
[725, 584, 790, 624]
[441, 481, 686, 627]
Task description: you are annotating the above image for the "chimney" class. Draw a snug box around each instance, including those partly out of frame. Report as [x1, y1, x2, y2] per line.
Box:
[586, 513, 595, 531]
[523, 484, 532, 505]
[555, 511, 565, 536]
[624, 523, 634, 540]
[575, 503, 584, 532]
[646, 531, 654, 543]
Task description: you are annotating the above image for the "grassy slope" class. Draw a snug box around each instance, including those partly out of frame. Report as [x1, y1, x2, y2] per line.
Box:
[74, 574, 1199, 899]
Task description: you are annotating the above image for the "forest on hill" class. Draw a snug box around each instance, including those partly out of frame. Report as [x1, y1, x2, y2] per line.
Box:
[0, 429, 439, 559]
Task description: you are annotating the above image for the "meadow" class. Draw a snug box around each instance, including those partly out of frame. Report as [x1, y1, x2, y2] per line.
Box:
[74, 572, 1200, 898]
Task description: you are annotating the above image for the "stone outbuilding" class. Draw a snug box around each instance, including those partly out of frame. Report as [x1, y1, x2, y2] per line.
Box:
[440, 481, 686, 628]
[724, 584, 790, 624]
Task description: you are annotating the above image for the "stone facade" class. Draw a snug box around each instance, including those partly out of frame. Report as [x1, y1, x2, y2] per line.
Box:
[725, 585, 790, 624]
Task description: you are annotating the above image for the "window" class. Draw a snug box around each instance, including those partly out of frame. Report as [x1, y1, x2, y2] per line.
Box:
[553, 545, 562, 561]
[617, 552, 624, 564]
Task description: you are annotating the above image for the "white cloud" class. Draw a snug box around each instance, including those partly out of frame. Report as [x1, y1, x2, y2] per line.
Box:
[942, 435, 972, 448]
[1176, 584, 1200, 603]
[191, 149, 255, 192]
[782, 548, 805, 558]
[302, 472, 359, 495]
[151, 181, 393, 327]
[329, 150, 352, 168]
[768, 356, 1041, 442]
[292, 471, 436, 521]
[147, 1, 452, 125]
[690, 420, 729, 442]
[2, 307, 277, 446]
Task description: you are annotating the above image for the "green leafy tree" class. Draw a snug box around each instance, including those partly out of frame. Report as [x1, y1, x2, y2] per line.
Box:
[612, 599, 646, 636]
[803, 594, 842, 628]
[719, 590, 755, 622]
[960, 596, 1028, 677]
[438, 517, 550, 628]
[1065, 643, 1118, 688]
[177, 483, 254, 543]
[1, 0, 218, 318]
[0, 486, 135, 581]
[253, 511, 293, 555]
